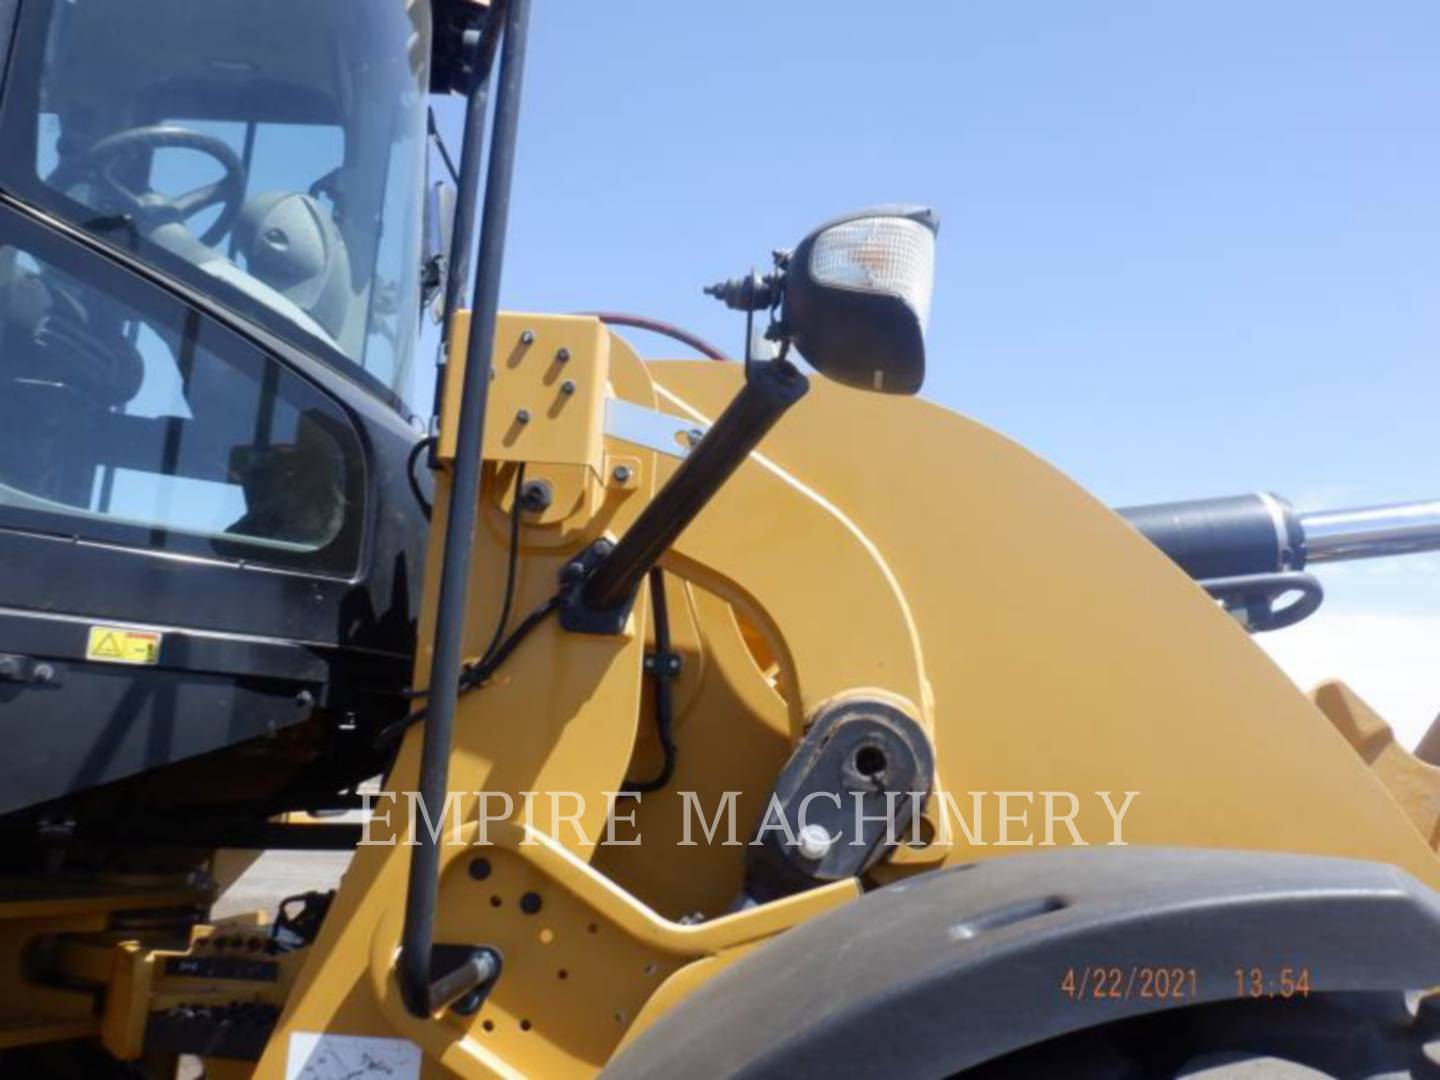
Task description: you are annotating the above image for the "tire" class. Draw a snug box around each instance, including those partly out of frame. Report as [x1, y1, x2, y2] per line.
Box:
[961, 993, 1440, 1078]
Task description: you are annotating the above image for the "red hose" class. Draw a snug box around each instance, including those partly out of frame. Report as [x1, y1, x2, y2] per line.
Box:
[581, 311, 730, 361]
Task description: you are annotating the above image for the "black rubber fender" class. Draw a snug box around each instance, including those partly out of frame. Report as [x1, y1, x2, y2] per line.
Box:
[603, 847, 1440, 1079]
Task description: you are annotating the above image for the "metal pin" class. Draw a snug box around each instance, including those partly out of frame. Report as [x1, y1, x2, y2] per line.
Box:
[516, 409, 531, 424]
[520, 329, 535, 345]
[560, 379, 576, 395]
[555, 347, 571, 363]
[612, 465, 632, 484]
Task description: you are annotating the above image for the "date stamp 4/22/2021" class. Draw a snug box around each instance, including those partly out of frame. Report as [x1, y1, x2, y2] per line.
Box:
[1059, 966, 1313, 1003]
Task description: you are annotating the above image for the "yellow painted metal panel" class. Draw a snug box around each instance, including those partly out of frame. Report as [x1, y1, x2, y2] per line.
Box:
[440, 312, 609, 474]
[653, 361, 1440, 888]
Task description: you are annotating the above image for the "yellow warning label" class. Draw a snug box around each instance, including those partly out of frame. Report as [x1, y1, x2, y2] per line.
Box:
[86, 626, 162, 666]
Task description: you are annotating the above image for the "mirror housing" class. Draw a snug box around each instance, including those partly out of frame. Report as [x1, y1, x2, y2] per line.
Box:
[782, 205, 938, 395]
[422, 180, 458, 320]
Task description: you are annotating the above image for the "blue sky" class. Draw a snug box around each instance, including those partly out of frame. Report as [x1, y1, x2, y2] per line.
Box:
[430, 2, 1440, 736]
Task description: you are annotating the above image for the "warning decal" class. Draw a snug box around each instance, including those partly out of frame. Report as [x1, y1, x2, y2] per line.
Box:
[86, 625, 161, 666]
[285, 1032, 420, 1080]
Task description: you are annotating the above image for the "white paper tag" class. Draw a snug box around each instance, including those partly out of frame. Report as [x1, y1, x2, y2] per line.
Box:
[285, 1032, 421, 1080]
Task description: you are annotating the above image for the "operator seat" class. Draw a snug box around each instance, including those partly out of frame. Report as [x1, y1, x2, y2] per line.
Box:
[232, 192, 352, 341]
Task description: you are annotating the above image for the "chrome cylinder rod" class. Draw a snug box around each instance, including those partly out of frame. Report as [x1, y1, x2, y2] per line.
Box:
[1299, 499, 1440, 563]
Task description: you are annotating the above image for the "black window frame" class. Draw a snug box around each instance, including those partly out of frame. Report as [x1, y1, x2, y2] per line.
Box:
[0, 199, 369, 578]
[0, 0, 421, 421]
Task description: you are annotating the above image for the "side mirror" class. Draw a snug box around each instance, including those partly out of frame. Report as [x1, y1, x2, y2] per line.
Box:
[421, 180, 457, 320]
[783, 205, 938, 395]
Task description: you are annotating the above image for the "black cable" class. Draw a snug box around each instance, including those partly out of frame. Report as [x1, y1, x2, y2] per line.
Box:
[373, 593, 560, 749]
[622, 569, 678, 793]
[402, 461, 523, 698]
[427, 106, 460, 185]
[460, 592, 562, 693]
[477, 463, 526, 667]
[407, 436, 436, 520]
[376, 466, 540, 746]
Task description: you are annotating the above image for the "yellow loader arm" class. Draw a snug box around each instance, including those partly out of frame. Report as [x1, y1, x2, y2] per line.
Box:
[252, 314, 1440, 1078]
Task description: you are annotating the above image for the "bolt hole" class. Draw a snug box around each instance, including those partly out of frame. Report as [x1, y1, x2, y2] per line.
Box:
[558, 969, 569, 980]
[643, 962, 658, 976]
[614, 1010, 627, 1024]
[587, 922, 599, 934]
[489, 895, 503, 908]
[482, 1020, 494, 1033]
[520, 1019, 532, 1032]
[854, 745, 887, 778]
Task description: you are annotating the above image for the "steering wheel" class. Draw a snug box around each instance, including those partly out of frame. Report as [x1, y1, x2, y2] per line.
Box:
[46, 125, 246, 247]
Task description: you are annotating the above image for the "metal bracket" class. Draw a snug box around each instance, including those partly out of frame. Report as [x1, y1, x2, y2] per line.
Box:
[605, 398, 706, 460]
[0, 652, 56, 686]
[429, 944, 502, 1016]
[558, 539, 636, 635]
[643, 651, 682, 680]
[1201, 571, 1323, 633]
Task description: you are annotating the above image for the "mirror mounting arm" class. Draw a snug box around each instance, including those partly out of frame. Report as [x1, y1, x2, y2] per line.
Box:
[564, 358, 810, 632]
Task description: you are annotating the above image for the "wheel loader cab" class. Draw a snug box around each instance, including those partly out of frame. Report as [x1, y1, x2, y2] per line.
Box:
[0, 0, 433, 821]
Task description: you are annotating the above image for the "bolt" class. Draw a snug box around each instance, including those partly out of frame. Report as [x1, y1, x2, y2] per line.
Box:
[519, 478, 553, 513]
[685, 428, 704, 447]
[560, 379, 576, 395]
[612, 465, 632, 484]
[519, 891, 543, 915]
[295, 689, 315, 708]
[593, 538, 614, 558]
[555, 347, 570, 363]
[33, 663, 54, 684]
[468, 857, 492, 881]
[515, 409, 531, 424]
[796, 824, 834, 861]
[520, 329, 535, 345]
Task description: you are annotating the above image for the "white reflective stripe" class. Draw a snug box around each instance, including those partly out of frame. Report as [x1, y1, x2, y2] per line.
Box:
[604, 397, 707, 459]
[1255, 491, 1293, 569]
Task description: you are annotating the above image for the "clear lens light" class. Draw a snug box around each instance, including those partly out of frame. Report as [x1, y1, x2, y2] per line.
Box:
[808, 216, 936, 331]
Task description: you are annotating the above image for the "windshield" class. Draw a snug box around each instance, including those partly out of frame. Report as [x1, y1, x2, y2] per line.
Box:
[0, 0, 431, 412]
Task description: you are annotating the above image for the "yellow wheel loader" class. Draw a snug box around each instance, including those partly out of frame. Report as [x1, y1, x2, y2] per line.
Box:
[0, 0, 1438, 1076]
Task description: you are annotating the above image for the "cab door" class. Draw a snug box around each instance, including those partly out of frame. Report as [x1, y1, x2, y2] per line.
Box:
[0, 202, 424, 815]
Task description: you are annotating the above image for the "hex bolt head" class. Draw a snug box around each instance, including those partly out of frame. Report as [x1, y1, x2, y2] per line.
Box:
[796, 824, 834, 861]
[520, 329, 535, 346]
[519, 478, 553, 513]
[515, 409, 531, 424]
[612, 465, 632, 484]
[560, 379, 576, 395]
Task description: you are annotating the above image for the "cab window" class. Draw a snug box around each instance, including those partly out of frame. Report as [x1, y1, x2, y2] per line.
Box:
[0, 206, 364, 574]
